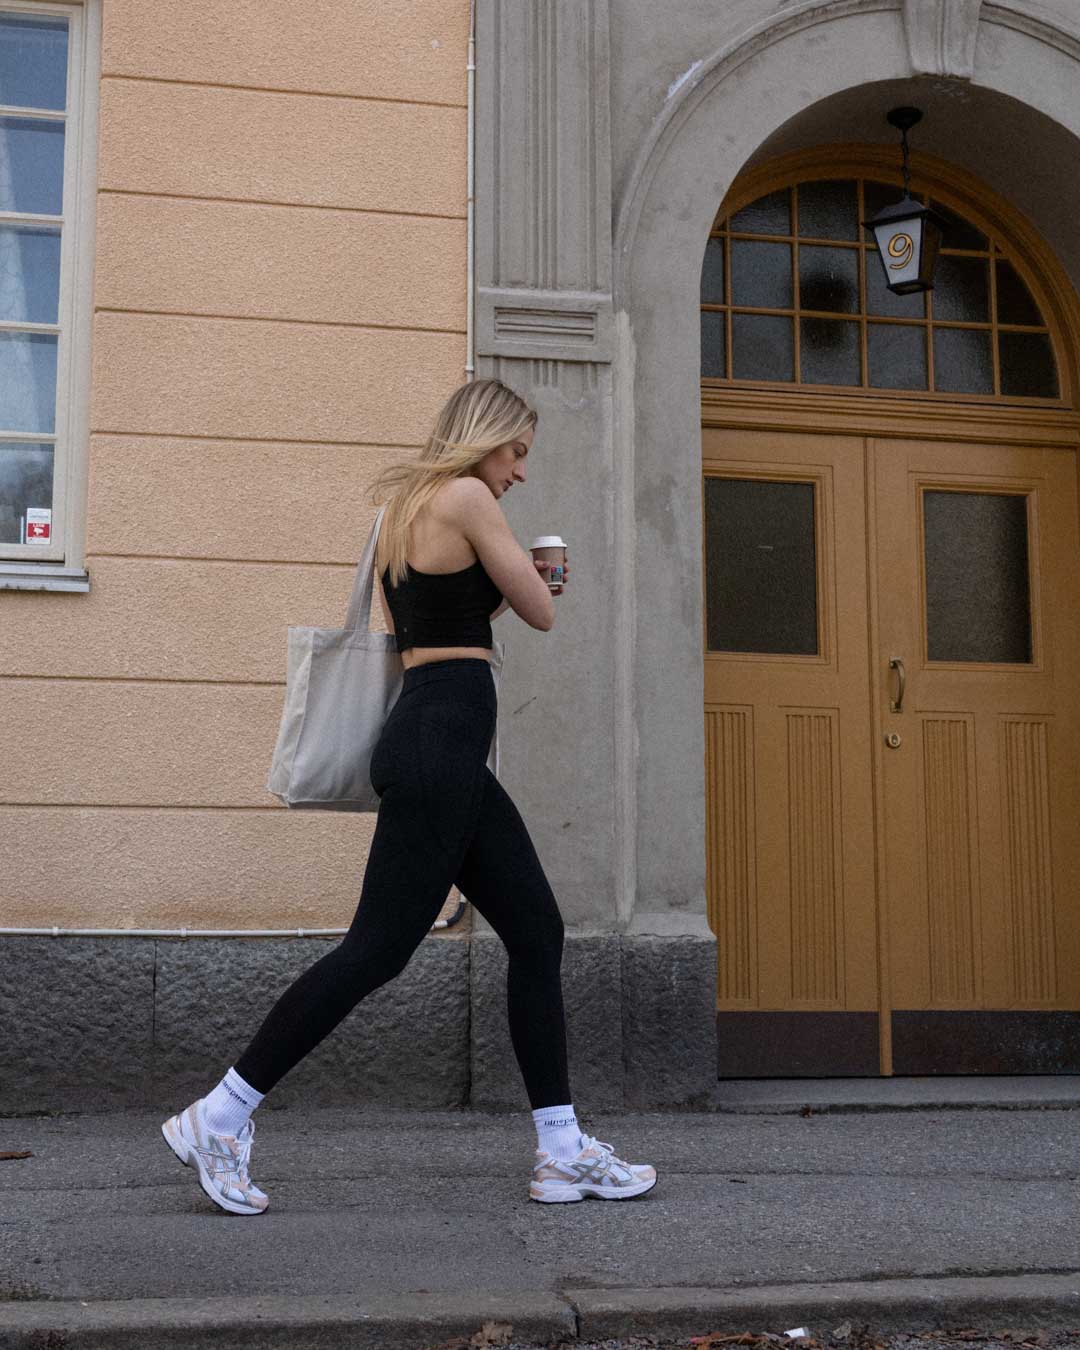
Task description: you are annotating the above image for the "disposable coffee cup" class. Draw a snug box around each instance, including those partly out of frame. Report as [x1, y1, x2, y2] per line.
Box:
[530, 535, 567, 591]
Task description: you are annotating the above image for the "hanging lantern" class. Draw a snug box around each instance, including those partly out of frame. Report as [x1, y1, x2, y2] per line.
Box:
[862, 106, 945, 295]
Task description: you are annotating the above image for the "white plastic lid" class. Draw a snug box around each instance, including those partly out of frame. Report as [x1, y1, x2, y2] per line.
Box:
[530, 535, 566, 549]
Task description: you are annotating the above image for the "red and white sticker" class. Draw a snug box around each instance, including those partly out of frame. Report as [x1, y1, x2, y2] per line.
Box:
[26, 507, 51, 542]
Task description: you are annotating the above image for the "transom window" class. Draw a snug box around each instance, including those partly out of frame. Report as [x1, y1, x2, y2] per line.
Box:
[700, 177, 1060, 401]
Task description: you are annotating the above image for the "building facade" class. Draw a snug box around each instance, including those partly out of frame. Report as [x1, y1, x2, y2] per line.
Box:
[4, 0, 1079, 1112]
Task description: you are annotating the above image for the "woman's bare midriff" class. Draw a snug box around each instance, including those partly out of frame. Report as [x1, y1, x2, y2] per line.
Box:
[375, 486, 495, 671]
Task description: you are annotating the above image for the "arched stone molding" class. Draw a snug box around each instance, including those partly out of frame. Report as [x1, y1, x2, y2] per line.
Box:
[611, 0, 1080, 930]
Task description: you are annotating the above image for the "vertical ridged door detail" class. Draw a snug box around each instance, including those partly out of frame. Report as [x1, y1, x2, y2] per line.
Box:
[706, 707, 755, 1004]
[920, 717, 979, 1005]
[786, 710, 842, 1004]
[1000, 717, 1057, 1003]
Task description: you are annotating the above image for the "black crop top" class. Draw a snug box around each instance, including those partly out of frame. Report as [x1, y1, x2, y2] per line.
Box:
[381, 556, 503, 653]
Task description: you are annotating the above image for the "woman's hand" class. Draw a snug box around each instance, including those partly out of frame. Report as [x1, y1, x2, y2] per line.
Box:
[533, 552, 569, 596]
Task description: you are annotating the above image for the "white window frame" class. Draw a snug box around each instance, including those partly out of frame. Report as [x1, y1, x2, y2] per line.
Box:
[0, 0, 98, 593]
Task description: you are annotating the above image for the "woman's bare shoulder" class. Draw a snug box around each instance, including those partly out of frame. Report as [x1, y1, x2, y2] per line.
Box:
[430, 475, 488, 519]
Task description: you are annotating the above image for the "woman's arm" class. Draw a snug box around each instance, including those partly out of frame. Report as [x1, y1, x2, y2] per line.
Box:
[491, 552, 568, 619]
[443, 478, 556, 631]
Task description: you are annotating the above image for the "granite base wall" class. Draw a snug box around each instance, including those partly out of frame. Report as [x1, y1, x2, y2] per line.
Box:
[1, 934, 471, 1115]
[1, 930, 717, 1114]
[468, 931, 718, 1111]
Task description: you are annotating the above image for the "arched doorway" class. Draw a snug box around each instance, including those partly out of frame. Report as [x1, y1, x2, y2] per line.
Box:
[702, 147, 1080, 1076]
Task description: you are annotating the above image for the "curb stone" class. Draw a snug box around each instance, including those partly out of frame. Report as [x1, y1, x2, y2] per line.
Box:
[1, 1275, 1079, 1350]
[568, 1275, 1080, 1342]
[0, 1291, 574, 1350]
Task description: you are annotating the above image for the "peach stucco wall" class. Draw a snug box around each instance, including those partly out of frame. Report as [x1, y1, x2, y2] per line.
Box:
[1, 0, 472, 928]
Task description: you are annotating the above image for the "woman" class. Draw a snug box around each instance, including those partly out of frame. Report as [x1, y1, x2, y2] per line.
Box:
[161, 378, 657, 1215]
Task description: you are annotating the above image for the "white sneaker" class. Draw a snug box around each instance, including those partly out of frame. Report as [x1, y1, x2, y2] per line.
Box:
[530, 1132, 657, 1203]
[161, 1097, 269, 1216]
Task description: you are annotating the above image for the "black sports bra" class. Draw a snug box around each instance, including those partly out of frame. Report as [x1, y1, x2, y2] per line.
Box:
[380, 555, 503, 653]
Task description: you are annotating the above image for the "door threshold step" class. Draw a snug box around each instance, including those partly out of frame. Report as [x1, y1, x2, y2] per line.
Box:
[710, 1074, 1080, 1112]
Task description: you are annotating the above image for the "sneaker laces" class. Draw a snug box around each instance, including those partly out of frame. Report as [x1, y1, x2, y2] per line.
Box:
[578, 1133, 617, 1162]
[230, 1119, 255, 1182]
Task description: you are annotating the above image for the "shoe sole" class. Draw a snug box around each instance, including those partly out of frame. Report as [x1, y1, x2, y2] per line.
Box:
[161, 1115, 267, 1217]
[529, 1174, 658, 1203]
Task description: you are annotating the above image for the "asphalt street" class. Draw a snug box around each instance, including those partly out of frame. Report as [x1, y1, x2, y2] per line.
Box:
[1, 1096, 1078, 1347]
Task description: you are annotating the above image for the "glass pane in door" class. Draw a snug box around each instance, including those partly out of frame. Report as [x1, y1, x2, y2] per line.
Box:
[923, 489, 1032, 663]
[704, 477, 818, 654]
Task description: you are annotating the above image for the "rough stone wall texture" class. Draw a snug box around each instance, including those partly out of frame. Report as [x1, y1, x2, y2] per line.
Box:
[2, 0, 473, 931]
[3, 930, 717, 1114]
[3, 933, 471, 1114]
[469, 932, 717, 1112]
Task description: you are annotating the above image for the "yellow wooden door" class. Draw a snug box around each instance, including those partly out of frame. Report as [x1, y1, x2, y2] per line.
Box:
[704, 426, 1080, 1075]
[873, 437, 1080, 1071]
[703, 426, 880, 1075]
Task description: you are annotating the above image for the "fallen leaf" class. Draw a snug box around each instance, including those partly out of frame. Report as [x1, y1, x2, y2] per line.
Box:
[469, 1321, 511, 1348]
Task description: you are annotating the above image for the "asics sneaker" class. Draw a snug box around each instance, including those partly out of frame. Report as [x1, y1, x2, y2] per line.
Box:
[530, 1132, 657, 1203]
[161, 1097, 268, 1216]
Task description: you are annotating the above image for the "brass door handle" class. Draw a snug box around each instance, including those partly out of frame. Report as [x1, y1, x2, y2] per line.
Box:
[889, 656, 906, 713]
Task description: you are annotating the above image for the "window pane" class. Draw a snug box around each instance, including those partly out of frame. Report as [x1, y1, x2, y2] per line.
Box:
[731, 239, 792, 309]
[705, 477, 818, 655]
[0, 332, 57, 433]
[923, 491, 1031, 663]
[700, 235, 725, 303]
[995, 260, 1042, 326]
[729, 188, 791, 236]
[866, 247, 927, 319]
[929, 199, 987, 251]
[0, 442, 54, 545]
[0, 226, 61, 324]
[701, 309, 725, 378]
[933, 327, 993, 394]
[731, 313, 793, 381]
[0, 15, 67, 112]
[999, 331, 1059, 398]
[800, 317, 859, 386]
[932, 255, 989, 323]
[867, 322, 927, 390]
[799, 244, 858, 313]
[0, 117, 65, 215]
[798, 179, 858, 240]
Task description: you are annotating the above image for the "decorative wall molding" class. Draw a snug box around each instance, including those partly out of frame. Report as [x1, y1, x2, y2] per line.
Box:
[982, 2, 1080, 65]
[476, 0, 613, 362]
[903, 0, 983, 76]
[476, 286, 613, 363]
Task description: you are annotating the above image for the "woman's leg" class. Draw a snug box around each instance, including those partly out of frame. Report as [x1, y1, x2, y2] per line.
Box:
[453, 766, 571, 1109]
[234, 696, 492, 1095]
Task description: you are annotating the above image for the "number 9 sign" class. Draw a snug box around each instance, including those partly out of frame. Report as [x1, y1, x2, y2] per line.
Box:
[888, 231, 914, 269]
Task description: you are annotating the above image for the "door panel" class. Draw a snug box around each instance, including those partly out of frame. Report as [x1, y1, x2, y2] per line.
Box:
[873, 439, 1080, 1071]
[703, 428, 879, 1075]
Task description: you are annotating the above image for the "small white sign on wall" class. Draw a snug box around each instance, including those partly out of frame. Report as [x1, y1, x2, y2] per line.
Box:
[25, 507, 52, 543]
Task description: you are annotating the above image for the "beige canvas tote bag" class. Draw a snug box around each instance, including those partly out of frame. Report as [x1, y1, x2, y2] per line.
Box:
[267, 505, 503, 811]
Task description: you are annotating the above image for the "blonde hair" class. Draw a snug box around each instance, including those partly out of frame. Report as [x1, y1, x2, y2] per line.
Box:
[368, 378, 538, 588]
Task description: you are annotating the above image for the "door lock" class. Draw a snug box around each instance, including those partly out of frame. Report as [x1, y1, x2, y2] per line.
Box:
[884, 731, 902, 749]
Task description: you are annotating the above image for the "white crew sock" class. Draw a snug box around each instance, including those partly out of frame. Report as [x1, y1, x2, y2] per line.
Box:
[202, 1066, 265, 1137]
[532, 1104, 582, 1160]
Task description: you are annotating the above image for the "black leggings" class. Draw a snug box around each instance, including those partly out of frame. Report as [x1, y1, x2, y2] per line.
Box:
[234, 657, 571, 1108]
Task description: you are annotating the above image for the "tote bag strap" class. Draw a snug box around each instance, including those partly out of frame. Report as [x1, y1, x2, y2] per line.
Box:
[344, 504, 387, 631]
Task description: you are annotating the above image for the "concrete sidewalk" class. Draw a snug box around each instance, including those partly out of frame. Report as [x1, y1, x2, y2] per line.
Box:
[2, 1083, 1080, 1348]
